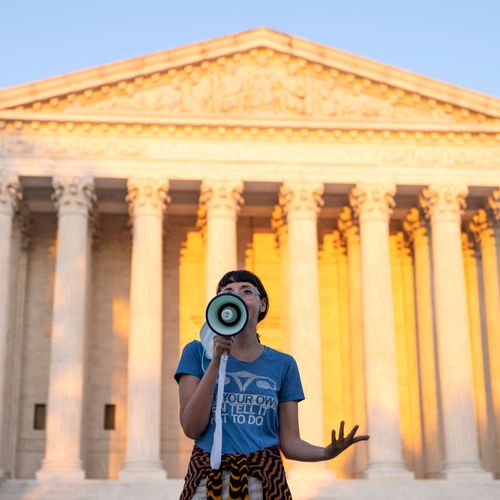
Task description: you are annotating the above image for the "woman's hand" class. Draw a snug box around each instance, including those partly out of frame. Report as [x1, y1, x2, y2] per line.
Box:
[279, 403, 370, 462]
[212, 334, 234, 361]
[324, 421, 369, 460]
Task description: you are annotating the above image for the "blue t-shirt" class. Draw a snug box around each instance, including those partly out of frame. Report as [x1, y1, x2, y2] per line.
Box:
[175, 340, 304, 454]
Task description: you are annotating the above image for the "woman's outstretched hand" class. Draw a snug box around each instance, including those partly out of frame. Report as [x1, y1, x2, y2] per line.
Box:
[324, 421, 369, 460]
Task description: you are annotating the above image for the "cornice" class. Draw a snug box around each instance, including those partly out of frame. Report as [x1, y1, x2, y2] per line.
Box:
[0, 112, 499, 141]
[0, 28, 499, 118]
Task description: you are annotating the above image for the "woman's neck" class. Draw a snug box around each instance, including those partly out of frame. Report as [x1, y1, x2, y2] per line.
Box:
[231, 329, 263, 361]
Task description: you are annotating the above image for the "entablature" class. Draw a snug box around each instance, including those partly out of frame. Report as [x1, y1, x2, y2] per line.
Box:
[1, 130, 499, 190]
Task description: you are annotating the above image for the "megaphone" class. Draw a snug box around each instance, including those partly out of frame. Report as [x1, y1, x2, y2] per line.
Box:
[206, 293, 248, 336]
[199, 293, 249, 359]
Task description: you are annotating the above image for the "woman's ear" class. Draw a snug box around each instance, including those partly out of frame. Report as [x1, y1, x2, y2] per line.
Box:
[259, 298, 268, 313]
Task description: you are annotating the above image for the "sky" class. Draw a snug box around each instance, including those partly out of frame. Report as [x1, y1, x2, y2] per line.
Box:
[1, 0, 499, 98]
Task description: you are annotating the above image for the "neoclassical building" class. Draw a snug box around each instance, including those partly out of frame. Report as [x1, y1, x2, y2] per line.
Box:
[0, 28, 499, 499]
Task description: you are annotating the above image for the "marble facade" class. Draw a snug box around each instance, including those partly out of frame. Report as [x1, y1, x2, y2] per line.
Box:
[0, 28, 499, 499]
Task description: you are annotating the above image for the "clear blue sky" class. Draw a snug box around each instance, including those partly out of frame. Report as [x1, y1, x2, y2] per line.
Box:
[1, 0, 499, 97]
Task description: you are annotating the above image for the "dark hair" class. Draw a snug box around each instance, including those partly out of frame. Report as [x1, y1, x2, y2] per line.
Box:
[216, 269, 269, 322]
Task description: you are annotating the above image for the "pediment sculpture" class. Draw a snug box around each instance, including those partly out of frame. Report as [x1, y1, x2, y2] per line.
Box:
[60, 51, 456, 122]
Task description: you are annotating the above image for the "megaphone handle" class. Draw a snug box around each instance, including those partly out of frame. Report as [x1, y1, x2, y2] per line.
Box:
[210, 353, 228, 470]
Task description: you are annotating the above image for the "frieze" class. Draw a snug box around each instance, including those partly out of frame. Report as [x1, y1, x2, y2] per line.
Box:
[4, 136, 35, 155]
[0, 132, 499, 173]
[0, 133, 147, 159]
[16, 50, 491, 124]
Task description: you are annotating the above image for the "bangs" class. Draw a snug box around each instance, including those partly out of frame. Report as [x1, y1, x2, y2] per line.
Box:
[216, 270, 269, 322]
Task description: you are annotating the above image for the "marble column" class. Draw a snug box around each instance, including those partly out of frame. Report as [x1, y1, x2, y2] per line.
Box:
[420, 184, 488, 478]
[461, 232, 492, 472]
[271, 205, 291, 354]
[119, 178, 169, 480]
[338, 206, 367, 478]
[350, 183, 410, 478]
[492, 190, 500, 293]
[278, 182, 334, 489]
[5, 205, 32, 479]
[470, 196, 500, 473]
[37, 177, 95, 481]
[198, 180, 243, 301]
[403, 208, 442, 478]
[0, 174, 21, 480]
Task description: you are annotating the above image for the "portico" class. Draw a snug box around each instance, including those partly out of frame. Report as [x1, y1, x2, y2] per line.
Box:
[0, 28, 499, 499]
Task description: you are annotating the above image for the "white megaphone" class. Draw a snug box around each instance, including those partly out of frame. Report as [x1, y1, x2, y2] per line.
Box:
[200, 293, 249, 359]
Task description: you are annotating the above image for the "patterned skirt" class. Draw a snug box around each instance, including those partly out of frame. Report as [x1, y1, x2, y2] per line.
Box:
[179, 444, 292, 500]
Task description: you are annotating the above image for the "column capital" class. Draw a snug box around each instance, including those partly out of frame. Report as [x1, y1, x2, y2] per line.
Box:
[395, 230, 412, 257]
[278, 181, 324, 219]
[52, 176, 96, 216]
[462, 231, 477, 258]
[89, 210, 101, 249]
[126, 178, 170, 218]
[337, 205, 359, 242]
[271, 204, 287, 249]
[331, 230, 347, 254]
[419, 184, 468, 222]
[349, 183, 396, 221]
[0, 174, 22, 216]
[403, 207, 428, 243]
[199, 179, 244, 211]
[197, 179, 243, 232]
[469, 208, 495, 245]
[14, 203, 33, 251]
[487, 188, 500, 221]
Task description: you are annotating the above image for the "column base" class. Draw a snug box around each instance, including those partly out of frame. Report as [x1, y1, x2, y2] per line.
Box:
[36, 461, 85, 482]
[364, 461, 414, 479]
[286, 463, 335, 498]
[444, 462, 493, 480]
[119, 460, 167, 482]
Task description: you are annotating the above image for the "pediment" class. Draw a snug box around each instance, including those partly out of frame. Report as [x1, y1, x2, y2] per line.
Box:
[32, 52, 476, 124]
[1, 28, 499, 127]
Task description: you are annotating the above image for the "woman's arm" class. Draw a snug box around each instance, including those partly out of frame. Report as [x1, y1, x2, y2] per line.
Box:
[178, 335, 234, 439]
[178, 365, 218, 439]
[278, 401, 369, 461]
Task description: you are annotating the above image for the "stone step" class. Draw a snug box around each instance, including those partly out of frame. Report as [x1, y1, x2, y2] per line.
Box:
[1, 479, 500, 500]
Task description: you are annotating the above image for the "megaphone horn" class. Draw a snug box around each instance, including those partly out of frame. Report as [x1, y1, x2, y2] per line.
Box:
[205, 293, 249, 337]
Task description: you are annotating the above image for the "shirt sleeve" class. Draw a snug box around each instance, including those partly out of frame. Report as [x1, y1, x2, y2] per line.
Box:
[278, 356, 305, 403]
[174, 340, 206, 383]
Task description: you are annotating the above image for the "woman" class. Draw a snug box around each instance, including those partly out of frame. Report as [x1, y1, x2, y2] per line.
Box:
[175, 269, 369, 499]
